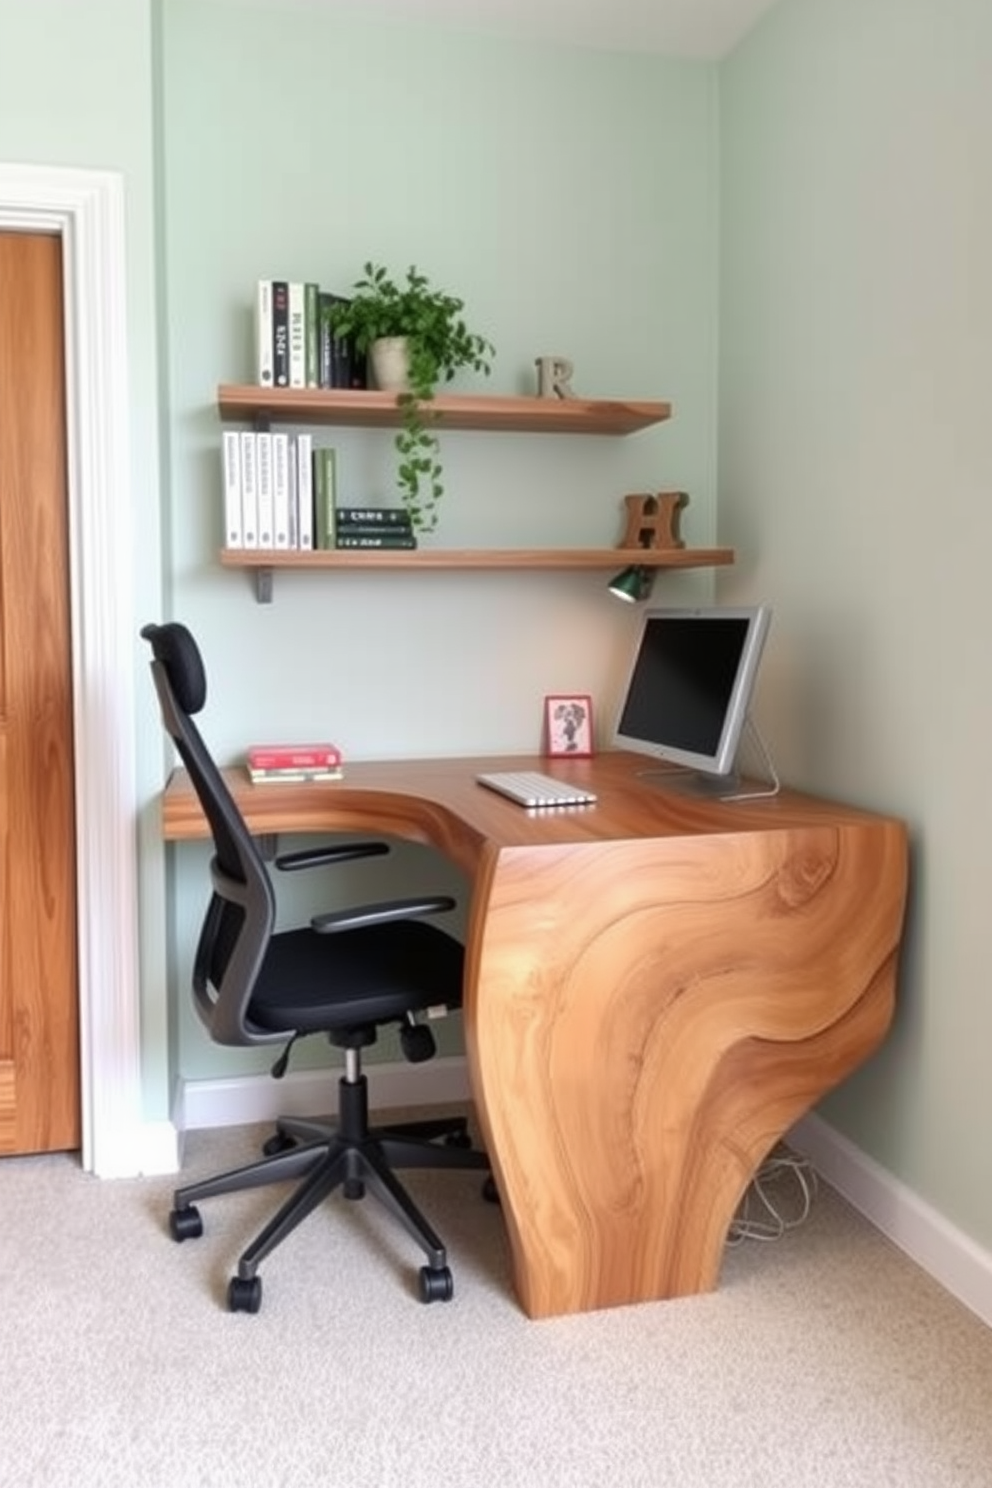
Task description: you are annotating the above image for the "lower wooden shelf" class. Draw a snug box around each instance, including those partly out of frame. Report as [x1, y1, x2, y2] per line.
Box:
[220, 545, 735, 602]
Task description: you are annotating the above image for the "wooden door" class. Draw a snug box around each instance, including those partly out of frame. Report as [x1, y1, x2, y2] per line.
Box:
[0, 230, 80, 1154]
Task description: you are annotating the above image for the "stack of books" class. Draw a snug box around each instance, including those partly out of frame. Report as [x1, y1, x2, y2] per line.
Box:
[221, 438, 418, 554]
[222, 430, 314, 551]
[255, 279, 367, 392]
[335, 507, 416, 550]
[245, 742, 343, 784]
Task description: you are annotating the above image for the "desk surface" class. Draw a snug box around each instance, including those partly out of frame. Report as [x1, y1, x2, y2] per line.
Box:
[161, 750, 908, 1319]
[162, 748, 896, 859]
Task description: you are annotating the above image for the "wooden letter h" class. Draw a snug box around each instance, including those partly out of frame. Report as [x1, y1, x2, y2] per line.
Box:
[620, 491, 688, 551]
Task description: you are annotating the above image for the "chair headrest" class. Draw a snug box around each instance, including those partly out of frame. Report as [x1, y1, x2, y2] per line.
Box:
[140, 621, 207, 715]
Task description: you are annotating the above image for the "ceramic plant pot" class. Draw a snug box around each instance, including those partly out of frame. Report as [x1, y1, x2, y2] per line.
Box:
[369, 336, 410, 393]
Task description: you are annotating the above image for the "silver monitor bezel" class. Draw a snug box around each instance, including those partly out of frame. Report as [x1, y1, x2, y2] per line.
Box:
[612, 604, 772, 778]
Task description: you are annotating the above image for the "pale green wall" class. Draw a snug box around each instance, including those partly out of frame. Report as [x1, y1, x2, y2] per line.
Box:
[158, 0, 719, 766]
[157, 0, 721, 1081]
[720, 0, 992, 1251]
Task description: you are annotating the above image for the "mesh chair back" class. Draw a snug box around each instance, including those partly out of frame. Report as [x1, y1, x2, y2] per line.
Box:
[141, 622, 280, 1047]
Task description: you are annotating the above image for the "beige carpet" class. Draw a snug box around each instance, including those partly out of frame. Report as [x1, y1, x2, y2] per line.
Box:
[2, 1118, 992, 1488]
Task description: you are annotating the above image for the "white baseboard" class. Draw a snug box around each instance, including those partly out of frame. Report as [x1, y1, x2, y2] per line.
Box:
[790, 1112, 992, 1330]
[178, 1055, 474, 1135]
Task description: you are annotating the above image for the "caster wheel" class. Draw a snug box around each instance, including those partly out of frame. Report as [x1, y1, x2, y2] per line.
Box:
[481, 1175, 500, 1205]
[418, 1265, 454, 1304]
[444, 1129, 472, 1150]
[262, 1131, 296, 1157]
[169, 1205, 203, 1242]
[343, 1178, 365, 1200]
[400, 1022, 436, 1063]
[227, 1275, 263, 1314]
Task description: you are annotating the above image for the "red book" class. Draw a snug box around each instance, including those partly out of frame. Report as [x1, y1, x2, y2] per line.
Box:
[246, 742, 342, 770]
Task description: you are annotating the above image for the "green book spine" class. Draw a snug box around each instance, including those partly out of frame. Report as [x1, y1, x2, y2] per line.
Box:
[313, 447, 337, 549]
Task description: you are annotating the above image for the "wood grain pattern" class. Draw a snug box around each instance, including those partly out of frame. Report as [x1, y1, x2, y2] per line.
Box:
[219, 546, 735, 573]
[160, 751, 908, 1317]
[0, 231, 79, 1155]
[217, 384, 672, 434]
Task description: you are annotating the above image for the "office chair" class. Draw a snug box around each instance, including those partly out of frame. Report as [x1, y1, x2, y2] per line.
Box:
[141, 621, 489, 1313]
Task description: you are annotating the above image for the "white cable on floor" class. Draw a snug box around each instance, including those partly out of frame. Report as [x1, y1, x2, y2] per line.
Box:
[727, 1146, 818, 1245]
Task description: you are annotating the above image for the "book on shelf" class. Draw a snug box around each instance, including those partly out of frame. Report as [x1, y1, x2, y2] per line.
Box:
[272, 280, 289, 387]
[348, 343, 369, 390]
[247, 765, 344, 784]
[272, 431, 291, 549]
[318, 291, 371, 388]
[330, 294, 351, 388]
[247, 742, 342, 770]
[239, 429, 258, 548]
[317, 292, 333, 387]
[288, 280, 307, 389]
[252, 279, 367, 392]
[255, 279, 274, 388]
[317, 291, 362, 389]
[313, 446, 337, 549]
[295, 432, 313, 550]
[222, 429, 321, 552]
[255, 430, 274, 548]
[304, 282, 319, 388]
[335, 531, 418, 550]
[222, 430, 242, 548]
[336, 506, 412, 529]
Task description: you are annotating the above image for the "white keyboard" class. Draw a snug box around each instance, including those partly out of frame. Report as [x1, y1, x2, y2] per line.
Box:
[476, 770, 598, 809]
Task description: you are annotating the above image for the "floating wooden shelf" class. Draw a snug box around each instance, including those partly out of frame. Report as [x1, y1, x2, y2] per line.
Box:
[221, 546, 732, 572]
[221, 545, 735, 603]
[217, 384, 672, 435]
[215, 382, 729, 602]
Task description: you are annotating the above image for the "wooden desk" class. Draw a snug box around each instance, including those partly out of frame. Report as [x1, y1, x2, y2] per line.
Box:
[161, 751, 908, 1320]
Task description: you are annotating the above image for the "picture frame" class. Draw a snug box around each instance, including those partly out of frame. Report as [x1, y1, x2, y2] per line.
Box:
[544, 694, 594, 758]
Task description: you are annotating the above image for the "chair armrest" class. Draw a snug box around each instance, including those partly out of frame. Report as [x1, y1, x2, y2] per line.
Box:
[312, 895, 456, 933]
[274, 841, 390, 872]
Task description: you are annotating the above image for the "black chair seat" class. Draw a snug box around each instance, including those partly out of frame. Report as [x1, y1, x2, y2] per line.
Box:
[249, 919, 465, 1033]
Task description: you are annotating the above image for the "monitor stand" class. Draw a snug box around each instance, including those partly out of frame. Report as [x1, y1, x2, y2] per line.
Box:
[637, 717, 781, 803]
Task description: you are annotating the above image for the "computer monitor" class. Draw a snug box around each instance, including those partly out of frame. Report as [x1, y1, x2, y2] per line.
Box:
[613, 604, 773, 796]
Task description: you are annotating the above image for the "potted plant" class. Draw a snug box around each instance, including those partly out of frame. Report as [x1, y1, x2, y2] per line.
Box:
[329, 262, 495, 533]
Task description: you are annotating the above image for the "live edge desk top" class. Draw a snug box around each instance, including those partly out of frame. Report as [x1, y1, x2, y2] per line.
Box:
[161, 750, 908, 1320]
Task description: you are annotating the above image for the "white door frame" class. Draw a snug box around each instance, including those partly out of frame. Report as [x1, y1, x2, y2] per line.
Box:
[0, 163, 146, 1177]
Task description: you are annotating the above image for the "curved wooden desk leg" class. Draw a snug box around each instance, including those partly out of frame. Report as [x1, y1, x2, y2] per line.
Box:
[463, 823, 907, 1320]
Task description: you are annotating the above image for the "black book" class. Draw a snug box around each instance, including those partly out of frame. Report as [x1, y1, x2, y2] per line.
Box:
[272, 280, 289, 388]
[346, 337, 368, 390]
[317, 292, 337, 389]
[336, 506, 412, 529]
[317, 292, 365, 389]
[335, 531, 417, 549]
[332, 297, 353, 389]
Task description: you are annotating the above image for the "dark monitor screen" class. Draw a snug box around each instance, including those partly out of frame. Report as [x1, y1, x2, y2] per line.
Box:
[613, 605, 772, 780]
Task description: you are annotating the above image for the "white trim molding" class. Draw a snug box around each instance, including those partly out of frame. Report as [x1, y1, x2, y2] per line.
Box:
[790, 1112, 992, 1330]
[0, 164, 144, 1178]
[179, 1056, 474, 1135]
